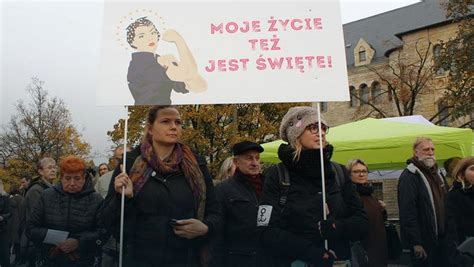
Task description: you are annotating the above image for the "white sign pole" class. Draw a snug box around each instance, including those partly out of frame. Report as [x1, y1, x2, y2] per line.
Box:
[316, 102, 328, 250]
[119, 105, 129, 267]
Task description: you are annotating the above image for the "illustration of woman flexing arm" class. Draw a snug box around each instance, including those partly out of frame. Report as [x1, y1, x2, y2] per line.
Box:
[126, 17, 207, 105]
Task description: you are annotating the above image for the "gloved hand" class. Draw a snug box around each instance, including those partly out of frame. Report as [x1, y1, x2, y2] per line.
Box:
[318, 219, 339, 239]
[309, 246, 337, 267]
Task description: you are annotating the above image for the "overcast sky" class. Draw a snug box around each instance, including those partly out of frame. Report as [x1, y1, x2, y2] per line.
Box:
[0, 0, 420, 164]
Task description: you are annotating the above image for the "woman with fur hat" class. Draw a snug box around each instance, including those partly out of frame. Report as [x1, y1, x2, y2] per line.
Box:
[259, 106, 368, 267]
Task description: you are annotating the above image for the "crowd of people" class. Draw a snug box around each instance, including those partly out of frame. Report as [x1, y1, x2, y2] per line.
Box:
[0, 105, 473, 267]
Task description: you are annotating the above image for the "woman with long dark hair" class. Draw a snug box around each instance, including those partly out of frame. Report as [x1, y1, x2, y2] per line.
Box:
[102, 105, 220, 267]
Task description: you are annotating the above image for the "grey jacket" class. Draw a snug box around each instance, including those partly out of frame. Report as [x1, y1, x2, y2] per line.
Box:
[24, 177, 52, 221]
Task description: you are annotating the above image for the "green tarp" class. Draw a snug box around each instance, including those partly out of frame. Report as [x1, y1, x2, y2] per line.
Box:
[261, 118, 472, 170]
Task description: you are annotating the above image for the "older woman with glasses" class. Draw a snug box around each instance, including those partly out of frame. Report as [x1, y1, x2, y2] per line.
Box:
[348, 159, 388, 267]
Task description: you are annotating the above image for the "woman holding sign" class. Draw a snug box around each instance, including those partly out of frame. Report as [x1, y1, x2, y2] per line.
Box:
[102, 105, 220, 267]
[259, 106, 368, 267]
[27, 156, 104, 267]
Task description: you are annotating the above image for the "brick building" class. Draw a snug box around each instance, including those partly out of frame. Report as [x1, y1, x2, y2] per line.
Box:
[322, 0, 472, 219]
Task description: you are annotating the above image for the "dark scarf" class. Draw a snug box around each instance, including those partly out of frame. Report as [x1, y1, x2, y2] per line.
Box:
[452, 181, 474, 194]
[248, 174, 263, 199]
[410, 157, 446, 194]
[237, 169, 263, 199]
[410, 157, 447, 234]
[129, 139, 207, 220]
[277, 143, 336, 187]
[355, 183, 374, 196]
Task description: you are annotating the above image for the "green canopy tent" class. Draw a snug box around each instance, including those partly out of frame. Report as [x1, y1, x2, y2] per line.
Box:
[471, 132, 474, 156]
[261, 118, 472, 170]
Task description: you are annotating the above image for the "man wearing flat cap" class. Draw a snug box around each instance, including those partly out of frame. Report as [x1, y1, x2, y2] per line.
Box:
[211, 141, 265, 267]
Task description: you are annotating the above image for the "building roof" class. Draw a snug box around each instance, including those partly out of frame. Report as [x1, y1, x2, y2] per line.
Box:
[343, 0, 448, 67]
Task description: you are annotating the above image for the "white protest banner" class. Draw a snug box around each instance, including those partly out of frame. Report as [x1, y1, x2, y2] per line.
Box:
[97, 1, 349, 106]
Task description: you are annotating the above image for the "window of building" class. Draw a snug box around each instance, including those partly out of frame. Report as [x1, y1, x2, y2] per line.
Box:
[371, 81, 382, 104]
[359, 84, 369, 106]
[349, 86, 357, 107]
[438, 102, 449, 126]
[359, 47, 366, 62]
[320, 102, 328, 112]
[433, 44, 445, 75]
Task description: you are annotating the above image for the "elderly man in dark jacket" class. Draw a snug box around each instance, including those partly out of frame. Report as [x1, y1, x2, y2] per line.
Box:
[27, 155, 104, 267]
[212, 141, 265, 267]
[398, 137, 448, 267]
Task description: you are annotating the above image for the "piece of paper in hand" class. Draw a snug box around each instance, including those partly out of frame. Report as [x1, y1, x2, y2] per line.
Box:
[458, 236, 474, 255]
[43, 229, 69, 245]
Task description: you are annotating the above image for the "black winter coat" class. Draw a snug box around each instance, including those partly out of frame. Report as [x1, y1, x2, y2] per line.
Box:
[24, 178, 51, 222]
[102, 146, 221, 267]
[212, 170, 263, 267]
[27, 178, 104, 265]
[0, 195, 11, 232]
[397, 162, 446, 251]
[259, 145, 368, 266]
[445, 182, 474, 244]
[444, 182, 474, 266]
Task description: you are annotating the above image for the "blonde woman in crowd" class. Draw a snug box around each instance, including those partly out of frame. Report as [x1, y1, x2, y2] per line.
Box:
[214, 157, 236, 185]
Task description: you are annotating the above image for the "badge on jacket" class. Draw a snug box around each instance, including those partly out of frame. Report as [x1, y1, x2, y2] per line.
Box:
[257, 205, 273, 226]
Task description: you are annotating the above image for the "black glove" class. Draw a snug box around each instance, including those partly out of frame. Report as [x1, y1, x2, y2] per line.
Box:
[319, 219, 339, 239]
[308, 246, 337, 267]
[321, 250, 336, 267]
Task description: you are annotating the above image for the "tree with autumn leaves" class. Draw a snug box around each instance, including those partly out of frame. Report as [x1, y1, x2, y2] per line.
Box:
[107, 103, 306, 176]
[0, 78, 91, 189]
[434, 0, 473, 127]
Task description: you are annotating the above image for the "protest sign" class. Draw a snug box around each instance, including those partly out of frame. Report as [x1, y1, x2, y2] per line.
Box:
[97, 1, 349, 105]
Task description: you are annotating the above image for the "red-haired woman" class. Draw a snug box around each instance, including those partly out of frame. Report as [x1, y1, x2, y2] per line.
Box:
[27, 155, 104, 267]
[102, 105, 220, 267]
